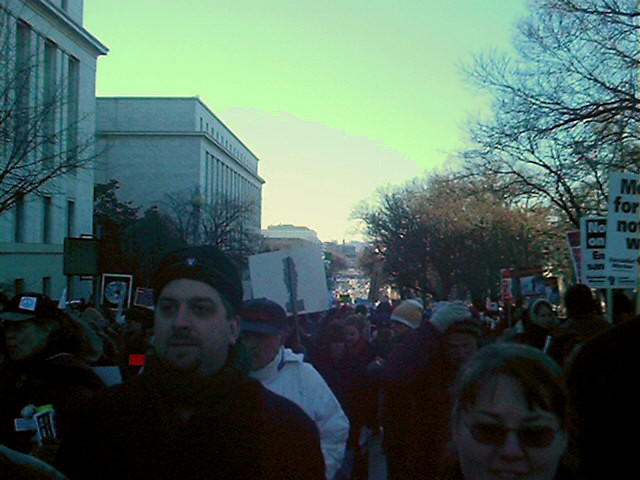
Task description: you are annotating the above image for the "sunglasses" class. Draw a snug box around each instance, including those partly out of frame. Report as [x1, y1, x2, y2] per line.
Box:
[462, 417, 559, 448]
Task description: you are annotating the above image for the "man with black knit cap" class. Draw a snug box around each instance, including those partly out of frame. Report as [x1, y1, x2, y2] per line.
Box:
[56, 246, 325, 480]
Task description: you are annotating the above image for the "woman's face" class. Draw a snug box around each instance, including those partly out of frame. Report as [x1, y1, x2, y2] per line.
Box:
[454, 374, 567, 480]
[531, 304, 555, 329]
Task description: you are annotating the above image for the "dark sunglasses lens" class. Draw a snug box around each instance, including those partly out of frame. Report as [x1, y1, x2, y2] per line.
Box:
[518, 426, 556, 448]
[470, 424, 506, 445]
[470, 424, 556, 448]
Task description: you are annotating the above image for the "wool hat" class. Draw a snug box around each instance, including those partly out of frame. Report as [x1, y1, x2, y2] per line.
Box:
[0, 293, 60, 322]
[430, 300, 473, 334]
[390, 299, 423, 329]
[240, 298, 288, 335]
[151, 246, 243, 314]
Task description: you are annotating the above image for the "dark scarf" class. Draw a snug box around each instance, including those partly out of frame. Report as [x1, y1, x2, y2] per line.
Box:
[141, 343, 253, 409]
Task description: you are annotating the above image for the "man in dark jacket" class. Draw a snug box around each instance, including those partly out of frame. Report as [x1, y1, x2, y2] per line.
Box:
[381, 301, 483, 480]
[56, 246, 325, 480]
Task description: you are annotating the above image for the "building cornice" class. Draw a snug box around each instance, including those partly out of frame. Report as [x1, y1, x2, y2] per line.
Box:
[97, 130, 265, 184]
[23, 0, 109, 56]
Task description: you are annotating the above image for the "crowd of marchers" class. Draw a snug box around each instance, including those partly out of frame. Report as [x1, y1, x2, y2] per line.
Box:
[0, 246, 636, 480]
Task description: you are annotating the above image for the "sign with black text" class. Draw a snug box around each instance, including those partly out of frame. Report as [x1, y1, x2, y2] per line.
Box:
[580, 216, 607, 288]
[605, 171, 639, 287]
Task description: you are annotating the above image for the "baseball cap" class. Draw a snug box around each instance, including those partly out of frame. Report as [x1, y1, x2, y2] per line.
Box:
[151, 246, 243, 314]
[0, 293, 60, 322]
[240, 298, 288, 335]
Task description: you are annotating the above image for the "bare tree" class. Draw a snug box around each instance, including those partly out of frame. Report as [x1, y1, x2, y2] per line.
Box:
[164, 187, 261, 263]
[0, 7, 99, 213]
[354, 173, 560, 300]
[460, 0, 640, 227]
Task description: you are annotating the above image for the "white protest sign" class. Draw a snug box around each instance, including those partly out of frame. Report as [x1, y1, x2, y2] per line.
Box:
[248, 245, 331, 314]
[580, 216, 607, 288]
[605, 171, 639, 288]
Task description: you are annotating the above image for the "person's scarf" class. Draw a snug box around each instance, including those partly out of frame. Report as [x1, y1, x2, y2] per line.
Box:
[141, 343, 253, 409]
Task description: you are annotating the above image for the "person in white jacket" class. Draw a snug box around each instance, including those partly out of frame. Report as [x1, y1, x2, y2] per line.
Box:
[240, 298, 350, 480]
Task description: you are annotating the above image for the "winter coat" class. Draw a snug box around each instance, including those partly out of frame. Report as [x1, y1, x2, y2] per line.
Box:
[546, 313, 610, 368]
[381, 321, 453, 480]
[250, 347, 350, 480]
[566, 317, 639, 480]
[55, 353, 325, 480]
[0, 353, 106, 453]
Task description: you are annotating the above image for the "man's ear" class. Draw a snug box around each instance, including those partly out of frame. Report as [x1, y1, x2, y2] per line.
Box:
[228, 316, 241, 344]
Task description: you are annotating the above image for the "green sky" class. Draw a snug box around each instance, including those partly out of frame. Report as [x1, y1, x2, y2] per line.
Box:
[84, 0, 528, 241]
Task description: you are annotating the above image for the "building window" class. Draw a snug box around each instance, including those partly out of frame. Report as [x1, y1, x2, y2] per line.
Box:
[43, 195, 53, 243]
[43, 40, 58, 167]
[14, 279, 25, 295]
[66, 200, 75, 237]
[14, 22, 32, 149]
[67, 57, 80, 168]
[42, 276, 51, 296]
[14, 196, 25, 243]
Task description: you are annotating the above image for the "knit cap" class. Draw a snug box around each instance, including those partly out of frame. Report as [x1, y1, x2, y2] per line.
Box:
[390, 299, 423, 329]
[151, 246, 243, 314]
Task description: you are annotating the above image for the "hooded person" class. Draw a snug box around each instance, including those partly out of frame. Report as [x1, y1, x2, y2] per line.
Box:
[56, 246, 325, 480]
[0, 293, 106, 458]
[240, 298, 349, 480]
[381, 300, 486, 480]
[500, 298, 558, 351]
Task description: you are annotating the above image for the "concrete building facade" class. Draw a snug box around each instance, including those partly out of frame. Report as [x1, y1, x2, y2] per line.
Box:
[95, 96, 264, 233]
[0, 0, 108, 299]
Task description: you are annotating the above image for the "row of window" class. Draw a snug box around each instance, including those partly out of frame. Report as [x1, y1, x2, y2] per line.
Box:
[13, 196, 75, 244]
[203, 152, 260, 208]
[12, 276, 52, 297]
[199, 117, 253, 169]
[6, 17, 81, 169]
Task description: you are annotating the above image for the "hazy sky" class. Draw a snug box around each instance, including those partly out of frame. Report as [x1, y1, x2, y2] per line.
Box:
[84, 0, 528, 242]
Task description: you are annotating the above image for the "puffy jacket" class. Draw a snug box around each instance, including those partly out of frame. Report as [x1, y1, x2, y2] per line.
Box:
[250, 347, 349, 480]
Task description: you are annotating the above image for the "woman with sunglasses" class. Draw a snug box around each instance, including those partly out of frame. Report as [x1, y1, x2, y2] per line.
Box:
[440, 342, 578, 480]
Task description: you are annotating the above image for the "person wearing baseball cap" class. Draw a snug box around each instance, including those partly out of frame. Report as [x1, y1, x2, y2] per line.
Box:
[57, 246, 325, 480]
[240, 298, 350, 480]
[0, 293, 105, 456]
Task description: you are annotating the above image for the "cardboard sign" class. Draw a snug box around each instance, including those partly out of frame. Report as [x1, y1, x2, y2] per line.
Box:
[500, 268, 516, 304]
[580, 216, 607, 288]
[248, 246, 331, 315]
[605, 171, 639, 287]
[101, 274, 134, 314]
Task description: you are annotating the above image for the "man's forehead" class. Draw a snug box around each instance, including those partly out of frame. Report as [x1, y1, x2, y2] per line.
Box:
[158, 278, 224, 300]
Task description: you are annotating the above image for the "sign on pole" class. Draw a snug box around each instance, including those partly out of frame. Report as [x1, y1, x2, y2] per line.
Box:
[605, 171, 639, 288]
[248, 246, 331, 315]
[580, 216, 607, 288]
[565, 230, 582, 283]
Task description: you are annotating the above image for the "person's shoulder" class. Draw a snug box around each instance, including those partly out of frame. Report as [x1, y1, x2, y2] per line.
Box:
[81, 374, 149, 416]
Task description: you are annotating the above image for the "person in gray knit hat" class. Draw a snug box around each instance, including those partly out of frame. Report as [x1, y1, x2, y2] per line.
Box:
[57, 246, 325, 480]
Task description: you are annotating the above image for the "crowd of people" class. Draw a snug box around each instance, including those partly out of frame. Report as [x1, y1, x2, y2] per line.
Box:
[0, 245, 636, 479]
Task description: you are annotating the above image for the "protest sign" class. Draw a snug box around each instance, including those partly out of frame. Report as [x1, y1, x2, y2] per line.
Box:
[605, 171, 639, 288]
[500, 268, 516, 304]
[580, 216, 607, 288]
[248, 245, 331, 314]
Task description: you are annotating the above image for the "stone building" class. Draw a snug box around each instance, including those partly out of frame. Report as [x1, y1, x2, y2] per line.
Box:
[95, 96, 264, 234]
[0, 0, 108, 299]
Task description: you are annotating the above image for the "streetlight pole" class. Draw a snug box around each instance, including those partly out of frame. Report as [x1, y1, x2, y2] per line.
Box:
[190, 188, 204, 245]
